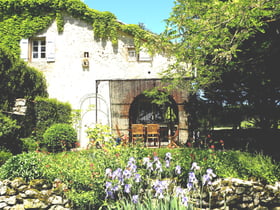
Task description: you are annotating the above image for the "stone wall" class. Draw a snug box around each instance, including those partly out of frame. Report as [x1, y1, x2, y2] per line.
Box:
[0, 178, 70, 210]
[1, 177, 279, 209]
[197, 178, 280, 210]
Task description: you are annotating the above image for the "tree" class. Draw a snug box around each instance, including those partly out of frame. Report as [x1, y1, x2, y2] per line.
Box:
[161, 0, 280, 92]
[160, 0, 280, 129]
[0, 46, 48, 152]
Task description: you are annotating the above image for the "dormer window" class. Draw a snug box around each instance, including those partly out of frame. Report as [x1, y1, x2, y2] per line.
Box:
[32, 38, 46, 59]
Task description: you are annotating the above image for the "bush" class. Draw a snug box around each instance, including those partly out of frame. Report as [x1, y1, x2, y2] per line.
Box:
[20, 136, 39, 152]
[42, 123, 77, 152]
[34, 97, 72, 141]
[0, 152, 44, 181]
[0, 148, 13, 166]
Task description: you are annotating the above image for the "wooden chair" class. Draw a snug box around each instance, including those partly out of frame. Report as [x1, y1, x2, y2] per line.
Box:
[131, 124, 145, 145]
[146, 124, 160, 147]
[168, 126, 179, 148]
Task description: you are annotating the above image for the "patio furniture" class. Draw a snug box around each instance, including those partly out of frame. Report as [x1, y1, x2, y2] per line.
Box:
[146, 124, 160, 147]
[131, 124, 145, 145]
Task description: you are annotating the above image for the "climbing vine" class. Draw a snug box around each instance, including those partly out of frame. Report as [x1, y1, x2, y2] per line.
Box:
[0, 0, 165, 57]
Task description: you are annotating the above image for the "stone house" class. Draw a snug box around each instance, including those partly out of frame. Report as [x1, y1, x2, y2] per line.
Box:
[19, 13, 189, 148]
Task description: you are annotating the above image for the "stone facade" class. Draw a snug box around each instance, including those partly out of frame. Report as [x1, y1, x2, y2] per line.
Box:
[20, 14, 189, 147]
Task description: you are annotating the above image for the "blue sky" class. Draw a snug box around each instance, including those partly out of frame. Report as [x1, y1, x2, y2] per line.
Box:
[83, 0, 174, 34]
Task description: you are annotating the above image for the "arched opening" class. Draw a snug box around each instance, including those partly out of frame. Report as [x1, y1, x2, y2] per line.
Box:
[129, 94, 179, 143]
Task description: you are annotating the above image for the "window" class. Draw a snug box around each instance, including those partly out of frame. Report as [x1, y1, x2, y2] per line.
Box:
[32, 38, 46, 59]
[127, 47, 137, 61]
[126, 46, 153, 62]
[20, 37, 55, 62]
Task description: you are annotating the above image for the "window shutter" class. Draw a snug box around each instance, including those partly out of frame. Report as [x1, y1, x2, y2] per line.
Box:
[46, 37, 55, 62]
[20, 39, 29, 61]
[138, 49, 152, 62]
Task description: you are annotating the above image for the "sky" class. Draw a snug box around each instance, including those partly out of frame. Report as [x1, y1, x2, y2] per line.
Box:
[83, 0, 174, 34]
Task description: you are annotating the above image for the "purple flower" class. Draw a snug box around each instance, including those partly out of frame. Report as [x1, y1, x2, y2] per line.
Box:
[165, 152, 172, 161]
[124, 184, 131, 193]
[202, 168, 216, 186]
[165, 160, 170, 168]
[134, 173, 141, 182]
[105, 168, 112, 178]
[188, 172, 197, 182]
[143, 157, 150, 165]
[175, 165, 181, 175]
[130, 164, 137, 173]
[155, 161, 163, 173]
[132, 195, 139, 204]
[105, 190, 114, 199]
[112, 184, 119, 192]
[147, 162, 153, 171]
[190, 162, 200, 171]
[153, 156, 160, 164]
[112, 168, 122, 180]
[123, 169, 132, 179]
[127, 157, 137, 168]
[105, 181, 112, 190]
[153, 180, 169, 199]
[206, 168, 216, 178]
[175, 187, 184, 197]
[182, 196, 188, 207]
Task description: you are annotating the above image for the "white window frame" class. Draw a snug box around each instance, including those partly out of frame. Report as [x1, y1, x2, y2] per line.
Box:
[20, 36, 55, 62]
[32, 38, 46, 60]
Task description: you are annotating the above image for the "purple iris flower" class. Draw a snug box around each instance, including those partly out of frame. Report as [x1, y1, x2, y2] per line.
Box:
[105, 190, 114, 199]
[182, 196, 188, 207]
[165, 152, 172, 161]
[175, 165, 181, 175]
[155, 161, 163, 173]
[165, 160, 170, 168]
[124, 184, 131, 193]
[112, 168, 122, 180]
[105, 168, 112, 178]
[134, 173, 141, 182]
[105, 181, 112, 190]
[123, 169, 132, 179]
[132, 195, 139, 204]
[147, 162, 153, 171]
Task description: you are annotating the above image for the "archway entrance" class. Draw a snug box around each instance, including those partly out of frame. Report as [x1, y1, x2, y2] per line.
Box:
[129, 94, 179, 143]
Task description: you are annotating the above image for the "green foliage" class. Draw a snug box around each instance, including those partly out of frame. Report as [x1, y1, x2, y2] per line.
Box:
[34, 96, 72, 140]
[86, 124, 115, 149]
[0, 113, 19, 138]
[0, 148, 279, 209]
[42, 123, 77, 152]
[20, 136, 39, 152]
[0, 152, 44, 181]
[0, 0, 162, 57]
[162, 0, 280, 91]
[0, 148, 13, 166]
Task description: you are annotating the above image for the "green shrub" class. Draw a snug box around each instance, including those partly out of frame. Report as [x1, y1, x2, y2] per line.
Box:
[43, 123, 77, 152]
[0, 152, 44, 181]
[0, 148, 13, 166]
[34, 97, 72, 141]
[20, 136, 39, 152]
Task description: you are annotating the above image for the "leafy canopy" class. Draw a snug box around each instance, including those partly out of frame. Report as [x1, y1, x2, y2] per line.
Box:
[161, 0, 280, 92]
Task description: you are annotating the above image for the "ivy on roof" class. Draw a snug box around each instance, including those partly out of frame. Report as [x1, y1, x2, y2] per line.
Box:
[0, 0, 162, 56]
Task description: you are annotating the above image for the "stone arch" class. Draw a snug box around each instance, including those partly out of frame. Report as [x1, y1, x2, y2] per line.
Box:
[129, 93, 179, 143]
